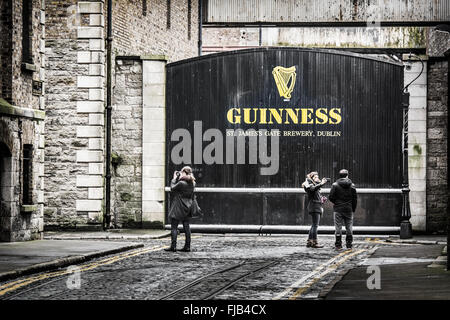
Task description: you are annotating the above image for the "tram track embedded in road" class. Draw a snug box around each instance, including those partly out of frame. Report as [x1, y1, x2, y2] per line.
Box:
[158, 259, 280, 300]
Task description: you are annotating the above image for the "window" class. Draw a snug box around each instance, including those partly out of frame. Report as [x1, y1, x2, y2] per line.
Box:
[22, 0, 33, 64]
[188, 0, 191, 40]
[22, 144, 33, 205]
[166, 0, 171, 29]
[143, 0, 147, 16]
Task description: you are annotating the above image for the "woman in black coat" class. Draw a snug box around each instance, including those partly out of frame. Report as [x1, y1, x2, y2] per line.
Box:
[302, 171, 328, 248]
[165, 166, 195, 252]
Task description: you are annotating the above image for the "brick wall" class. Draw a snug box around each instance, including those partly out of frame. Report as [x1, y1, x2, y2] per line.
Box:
[426, 59, 448, 233]
[112, 0, 198, 62]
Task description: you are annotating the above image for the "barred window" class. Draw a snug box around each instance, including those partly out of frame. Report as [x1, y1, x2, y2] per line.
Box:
[22, 144, 33, 205]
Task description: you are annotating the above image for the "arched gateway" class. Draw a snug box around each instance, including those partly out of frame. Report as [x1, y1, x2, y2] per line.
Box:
[165, 48, 404, 228]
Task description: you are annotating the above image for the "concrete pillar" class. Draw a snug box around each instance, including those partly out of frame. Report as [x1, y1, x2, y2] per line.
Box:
[142, 57, 167, 225]
[404, 58, 428, 231]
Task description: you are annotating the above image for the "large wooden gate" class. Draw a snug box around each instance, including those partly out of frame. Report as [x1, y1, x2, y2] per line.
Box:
[165, 48, 404, 226]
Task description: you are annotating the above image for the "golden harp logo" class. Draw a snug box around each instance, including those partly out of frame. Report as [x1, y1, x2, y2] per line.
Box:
[272, 66, 296, 101]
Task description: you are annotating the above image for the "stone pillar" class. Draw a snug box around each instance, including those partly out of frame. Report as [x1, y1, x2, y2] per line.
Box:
[142, 57, 166, 227]
[75, 1, 105, 223]
[404, 57, 428, 231]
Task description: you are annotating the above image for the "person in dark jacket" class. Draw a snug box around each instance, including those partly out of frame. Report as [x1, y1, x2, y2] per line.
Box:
[165, 166, 196, 252]
[303, 171, 328, 248]
[328, 169, 357, 250]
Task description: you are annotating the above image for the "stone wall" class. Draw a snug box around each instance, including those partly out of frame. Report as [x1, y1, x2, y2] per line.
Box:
[44, 0, 199, 229]
[45, 0, 104, 228]
[0, 0, 45, 241]
[111, 58, 143, 227]
[0, 0, 13, 102]
[426, 59, 448, 233]
[202, 26, 427, 54]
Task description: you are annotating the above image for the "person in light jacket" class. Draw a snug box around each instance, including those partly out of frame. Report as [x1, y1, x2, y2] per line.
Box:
[303, 171, 328, 248]
[165, 166, 195, 252]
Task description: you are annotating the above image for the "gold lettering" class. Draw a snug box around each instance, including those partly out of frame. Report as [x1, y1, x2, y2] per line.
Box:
[285, 108, 300, 124]
[301, 108, 314, 124]
[227, 108, 241, 124]
[243, 108, 258, 124]
[329, 108, 342, 124]
[315, 108, 328, 124]
[268, 108, 284, 124]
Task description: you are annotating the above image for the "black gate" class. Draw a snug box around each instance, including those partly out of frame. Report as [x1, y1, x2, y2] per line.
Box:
[165, 48, 404, 226]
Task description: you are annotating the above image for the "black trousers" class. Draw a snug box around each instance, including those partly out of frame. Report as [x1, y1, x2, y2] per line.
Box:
[170, 219, 191, 248]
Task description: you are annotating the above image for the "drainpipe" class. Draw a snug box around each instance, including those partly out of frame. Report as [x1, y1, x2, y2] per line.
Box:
[198, 0, 202, 56]
[446, 49, 450, 271]
[104, 0, 113, 230]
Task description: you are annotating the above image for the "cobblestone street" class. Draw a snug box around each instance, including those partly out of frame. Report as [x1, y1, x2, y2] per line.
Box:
[0, 235, 382, 300]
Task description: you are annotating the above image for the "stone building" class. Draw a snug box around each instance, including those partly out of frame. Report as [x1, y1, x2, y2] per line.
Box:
[44, 0, 199, 230]
[0, 0, 46, 241]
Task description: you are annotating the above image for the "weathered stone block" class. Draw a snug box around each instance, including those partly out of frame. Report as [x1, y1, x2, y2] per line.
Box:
[408, 120, 426, 133]
[143, 95, 165, 108]
[88, 187, 104, 199]
[76, 200, 102, 212]
[77, 27, 104, 39]
[77, 51, 91, 63]
[143, 129, 165, 143]
[77, 76, 103, 88]
[88, 138, 103, 150]
[77, 125, 103, 138]
[89, 64, 105, 76]
[142, 200, 164, 213]
[143, 84, 165, 97]
[142, 188, 165, 201]
[89, 163, 104, 175]
[142, 177, 165, 189]
[89, 114, 104, 126]
[76, 150, 102, 162]
[89, 14, 104, 26]
[143, 60, 165, 74]
[76, 175, 103, 187]
[77, 101, 104, 113]
[89, 89, 104, 101]
[78, 2, 103, 14]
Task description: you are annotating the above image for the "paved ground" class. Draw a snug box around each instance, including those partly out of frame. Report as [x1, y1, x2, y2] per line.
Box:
[0, 240, 143, 279]
[44, 229, 170, 240]
[0, 234, 447, 300]
[0, 234, 378, 300]
[324, 243, 449, 300]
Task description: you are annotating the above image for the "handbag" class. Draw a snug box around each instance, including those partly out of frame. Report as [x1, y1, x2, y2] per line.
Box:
[189, 190, 203, 218]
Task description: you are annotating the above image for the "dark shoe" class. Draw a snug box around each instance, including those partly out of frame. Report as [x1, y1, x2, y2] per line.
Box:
[335, 235, 342, 250]
[164, 247, 177, 252]
[346, 235, 353, 249]
[306, 239, 313, 248]
[311, 240, 324, 248]
[179, 247, 190, 252]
